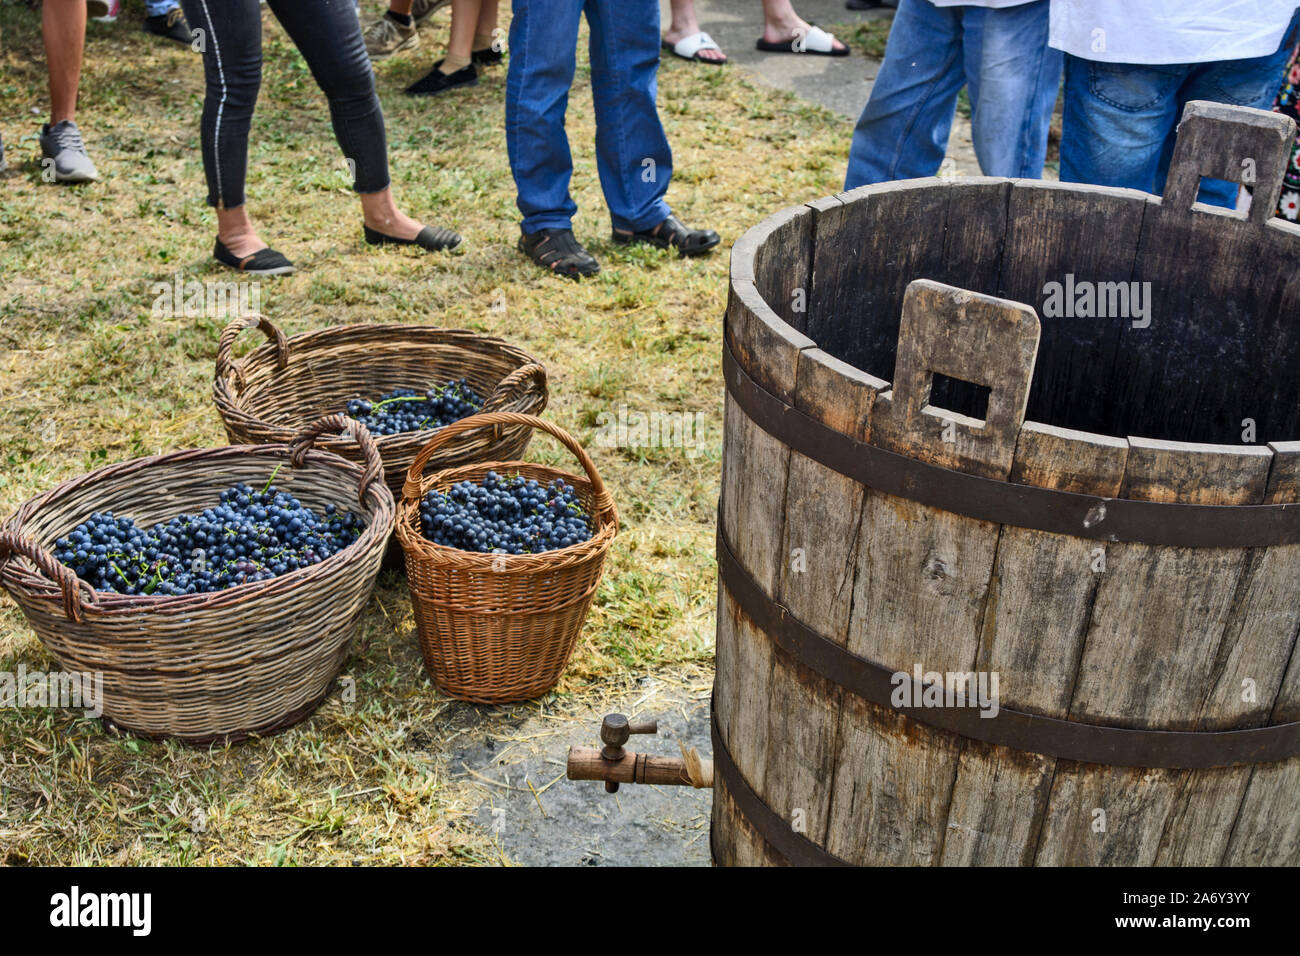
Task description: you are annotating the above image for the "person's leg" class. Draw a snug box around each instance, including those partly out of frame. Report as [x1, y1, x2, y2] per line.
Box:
[44, 0, 85, 126]
[968, 0, 1061, 178]
[40, 0, 99, 182]
[404, 0, 488, 92]
[506, 0, 583, 234]
[585, 0, 673, 233]
[1058, 54, 1184, 194]
[663, 0, 725, 63]
[844, 0, 967, 188]
[1159, 39, 1297, 208]
[473, 0, 497, 54]
[760, 0, 847, 53]
[178, 0, 267, 254]
[268, 0, 455, 243]
[442, 0, 479, 72]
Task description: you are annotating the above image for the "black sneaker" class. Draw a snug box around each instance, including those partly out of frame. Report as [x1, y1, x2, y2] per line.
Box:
[612, 216, 720, 257]
[405, 63, 478, 96]
[472, 47, 504, 66]
[144, 7, 195, 44]
[519, 227, 599, 278]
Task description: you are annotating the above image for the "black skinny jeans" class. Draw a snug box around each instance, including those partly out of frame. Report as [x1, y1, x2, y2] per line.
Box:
[180, 0, 389, 208]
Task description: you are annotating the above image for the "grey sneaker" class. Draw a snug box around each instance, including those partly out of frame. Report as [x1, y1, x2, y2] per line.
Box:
[364, 13, 419, 59]
[411, 0, 450, 24]
[39, 120, 99, 184]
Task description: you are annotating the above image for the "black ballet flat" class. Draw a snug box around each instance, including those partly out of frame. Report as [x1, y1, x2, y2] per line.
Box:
[363, 223, 462, 252]
[213, 238, 295, 275]
[404, 63, 478, 96]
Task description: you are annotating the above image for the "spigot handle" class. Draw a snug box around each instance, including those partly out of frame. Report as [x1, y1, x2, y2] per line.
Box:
[600, 713, 657, 749]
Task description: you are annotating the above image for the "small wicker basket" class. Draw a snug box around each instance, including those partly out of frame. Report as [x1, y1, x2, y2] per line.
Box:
[212, 315, 549, 497]
[396, 413, 618, 704]
[0, 416, 394, 744]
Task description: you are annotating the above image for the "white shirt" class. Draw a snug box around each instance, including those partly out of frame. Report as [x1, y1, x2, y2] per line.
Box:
[1050, 0, 1298, 64]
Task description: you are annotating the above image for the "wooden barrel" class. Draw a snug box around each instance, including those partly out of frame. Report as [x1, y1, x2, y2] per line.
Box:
[713, 102, 1300, 866]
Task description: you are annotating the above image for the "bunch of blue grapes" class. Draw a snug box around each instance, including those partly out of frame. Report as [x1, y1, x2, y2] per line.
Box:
[52, 482, 366, 596]
[419, 471, 593, 554]
[344, 379, 484, 436]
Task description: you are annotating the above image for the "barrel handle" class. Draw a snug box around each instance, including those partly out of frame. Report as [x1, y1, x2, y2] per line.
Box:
[883, 279, 1040, 468]
[1163, 100, 1296, 225]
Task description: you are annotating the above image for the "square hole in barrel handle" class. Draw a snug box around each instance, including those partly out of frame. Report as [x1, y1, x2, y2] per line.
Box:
[886, 279, 1041, 475]
[1163, 100, 1297, 226]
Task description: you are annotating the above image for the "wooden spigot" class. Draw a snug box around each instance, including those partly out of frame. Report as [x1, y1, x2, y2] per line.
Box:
[567, 712, 713, 792]
[599, 713, 658, 791]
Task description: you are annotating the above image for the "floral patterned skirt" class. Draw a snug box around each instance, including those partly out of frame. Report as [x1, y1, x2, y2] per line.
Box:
[1273, 43, 1300, 220]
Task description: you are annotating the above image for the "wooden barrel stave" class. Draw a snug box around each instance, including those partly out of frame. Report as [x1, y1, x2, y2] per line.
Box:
[1033, 443, 1265, 864]
[940, 423, 1128, 865]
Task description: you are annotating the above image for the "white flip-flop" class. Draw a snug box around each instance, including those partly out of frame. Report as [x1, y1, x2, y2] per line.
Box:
[756, 24, 849, 57]
[662, 31, 728, 65]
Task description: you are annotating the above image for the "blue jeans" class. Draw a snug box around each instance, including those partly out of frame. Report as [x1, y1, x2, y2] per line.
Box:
[146, 0, 179, 15]
[1060, 30, 1297, 208]
[845, 0, 1060, 188]
[506, 0, 672, 234]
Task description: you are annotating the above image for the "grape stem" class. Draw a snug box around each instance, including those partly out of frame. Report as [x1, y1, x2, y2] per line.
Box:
[370, 394, 433, 412]
[260, 464, 283, 496]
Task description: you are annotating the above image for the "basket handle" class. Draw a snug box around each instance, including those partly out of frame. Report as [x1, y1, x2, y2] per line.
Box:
[402, 412, 617, 527]
[215, 313, 289, 389]
[481, 363, 549, 414]
[0, 528, 96, 623]
[287, 415, 386, 506]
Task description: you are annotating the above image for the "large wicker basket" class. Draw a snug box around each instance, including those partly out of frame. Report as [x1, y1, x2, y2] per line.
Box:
[212, 315, 549, 497]
[396, 413, 618, 704]
[0, 416, 394, 744]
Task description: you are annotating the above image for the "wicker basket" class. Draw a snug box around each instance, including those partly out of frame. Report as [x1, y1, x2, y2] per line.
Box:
[0, 416, 394, 744]
[212, 314, 549, 498]
[396, 413, 618, 704]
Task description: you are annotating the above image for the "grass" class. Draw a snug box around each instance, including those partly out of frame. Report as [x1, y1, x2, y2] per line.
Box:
[833, 12, 894, 59]
[0, 0, 851, 863]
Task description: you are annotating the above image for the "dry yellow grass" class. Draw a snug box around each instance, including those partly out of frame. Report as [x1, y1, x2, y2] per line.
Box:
[0, 0, 851, 864]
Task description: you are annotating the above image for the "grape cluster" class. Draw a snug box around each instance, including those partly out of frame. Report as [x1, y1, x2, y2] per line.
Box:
[52, 482, 366, 596]
[419, 471, 593, 554]
[344, 379, 484, 436]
